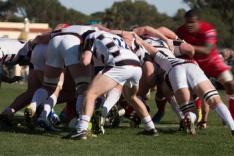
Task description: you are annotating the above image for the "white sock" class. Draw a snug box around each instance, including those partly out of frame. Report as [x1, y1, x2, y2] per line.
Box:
[76, 94, 84, 115]
[143, 115, 155, 131]
[214, 103, 234, 130]
[76, 115, 91, 131]
[102, 88, 121, 117]
[169, 96, 184, 120]
[40, 94, 57, 119]
[30, 88, 48, 110]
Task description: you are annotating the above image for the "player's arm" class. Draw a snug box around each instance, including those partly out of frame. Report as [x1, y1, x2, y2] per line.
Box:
[157, 26, 178, 40]
[81, 36, 95, 66]
[133, 33, 158, 56]
[173, 40, 195, 58]
[133, 26, 171, 47]
[81, 50, 92, 66]
[192, 43, 213, 55]
[110, 30, 134, 48]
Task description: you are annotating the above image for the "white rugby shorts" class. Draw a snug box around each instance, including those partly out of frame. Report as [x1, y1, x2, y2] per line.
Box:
[30, 44, 47, 71]
[168, 63, 208, 92]
[102, 65, 142, 86]
[46, 35, 81, 68]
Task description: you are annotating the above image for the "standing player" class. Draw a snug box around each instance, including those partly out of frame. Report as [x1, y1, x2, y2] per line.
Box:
[176, 9, 234, 126]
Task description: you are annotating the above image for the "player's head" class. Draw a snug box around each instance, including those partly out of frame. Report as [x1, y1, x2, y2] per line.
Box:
[184, 9, 200, 33]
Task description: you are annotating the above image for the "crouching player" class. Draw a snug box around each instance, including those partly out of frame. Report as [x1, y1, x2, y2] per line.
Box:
[65, 30, 157, 140]
[138, 34, 234, 135]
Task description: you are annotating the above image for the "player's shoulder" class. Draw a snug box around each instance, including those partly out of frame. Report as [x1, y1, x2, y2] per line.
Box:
[199, 21, 215, 32]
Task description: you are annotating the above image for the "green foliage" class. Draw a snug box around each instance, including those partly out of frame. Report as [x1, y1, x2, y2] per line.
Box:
[0, 0, 233, 47]
[101, 0, 176, 30]
[0, 0, 88, 28]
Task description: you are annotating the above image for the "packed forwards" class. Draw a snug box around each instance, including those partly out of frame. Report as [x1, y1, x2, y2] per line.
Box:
[1, 22, 234, 140]
[133, 26, 234, 135]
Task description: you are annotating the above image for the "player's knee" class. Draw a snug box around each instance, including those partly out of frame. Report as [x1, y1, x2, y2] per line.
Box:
[76, 82, 89, 95]
[85, 90, 99, 101]
[203, 89, 220, 109]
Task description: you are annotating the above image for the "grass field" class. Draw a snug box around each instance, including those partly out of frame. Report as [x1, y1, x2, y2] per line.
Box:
[0, 83, 234, 156]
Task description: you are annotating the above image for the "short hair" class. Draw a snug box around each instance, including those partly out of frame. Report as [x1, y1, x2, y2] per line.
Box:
[184, 9, 200, 19]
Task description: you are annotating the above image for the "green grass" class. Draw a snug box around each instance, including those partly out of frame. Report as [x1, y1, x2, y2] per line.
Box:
[0, 83, 234, 156]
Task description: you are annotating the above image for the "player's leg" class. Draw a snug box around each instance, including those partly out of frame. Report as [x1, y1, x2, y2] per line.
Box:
[194, 80, 234, 134]
[169, 65, 197, 134]
[123, 84, 157, 135]
[70, 73, 119, 139]
[1, 69, 42, 118]
[218, 70, 234, 119]
[37, 71, 64, 123]
[152, 85, 167, 123]
[26, 36, 66, 130]
[120, 66, 157, 135]
[187, 63, 234, 133]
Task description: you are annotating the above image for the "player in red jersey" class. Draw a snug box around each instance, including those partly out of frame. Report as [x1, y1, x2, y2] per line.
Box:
[176, 9, 234, 126]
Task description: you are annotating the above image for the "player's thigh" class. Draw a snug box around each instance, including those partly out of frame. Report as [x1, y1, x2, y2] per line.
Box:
[87, 73, 119, 97]
[168, 65, 188, 92]
[46, 37, 64, 69]
[186, 63, 209, 89]
[61, 35, 81, 67]
[174, 87, 191, 104]
[194, 80, 217, 99]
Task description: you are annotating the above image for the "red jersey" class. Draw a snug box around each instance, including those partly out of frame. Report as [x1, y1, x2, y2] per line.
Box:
[176, 21, 229, 77]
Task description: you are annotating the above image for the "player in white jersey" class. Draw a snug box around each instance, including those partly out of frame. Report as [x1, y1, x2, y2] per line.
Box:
[132, 26, 185, 124]
[0, 42, 47, 124]
[91, 31, 153, 134]
[137, 34, 234, 135]
[27, 25, 98, 130]
[0, 38, 28, 85]
[64, 30, 157, 140]
[0, 38, 26, 63]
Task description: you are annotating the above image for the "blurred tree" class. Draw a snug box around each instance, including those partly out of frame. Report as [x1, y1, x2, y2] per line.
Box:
[101, 0, 176, 30]
[0, 0, 21, 21]
[0, 0, 89, 28]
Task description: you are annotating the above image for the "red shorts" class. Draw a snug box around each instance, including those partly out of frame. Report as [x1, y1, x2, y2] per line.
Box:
[197, 56, 230, 78]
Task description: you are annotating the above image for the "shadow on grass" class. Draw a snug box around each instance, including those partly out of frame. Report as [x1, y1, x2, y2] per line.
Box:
[0, 115, 71, 137]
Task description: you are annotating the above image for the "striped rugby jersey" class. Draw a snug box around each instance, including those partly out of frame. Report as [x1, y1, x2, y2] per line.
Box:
[142, 36, 193, 73]
[83, 30, 140, 67]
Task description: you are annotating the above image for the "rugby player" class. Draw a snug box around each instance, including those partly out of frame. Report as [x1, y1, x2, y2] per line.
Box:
[65, 30, 157, 140]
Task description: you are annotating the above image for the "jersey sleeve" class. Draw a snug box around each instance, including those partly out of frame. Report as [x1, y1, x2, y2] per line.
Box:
[203, 28, 217, 45]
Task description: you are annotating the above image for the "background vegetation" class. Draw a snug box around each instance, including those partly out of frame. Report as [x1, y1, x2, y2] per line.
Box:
[0, 0, 233, 48]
